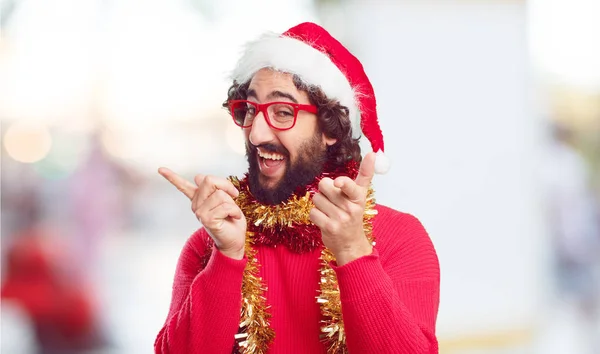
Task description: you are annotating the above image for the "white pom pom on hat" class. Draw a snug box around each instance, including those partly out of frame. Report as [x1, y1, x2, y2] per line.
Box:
[231, 22, 390, 174]
[374, 150, 391, 175]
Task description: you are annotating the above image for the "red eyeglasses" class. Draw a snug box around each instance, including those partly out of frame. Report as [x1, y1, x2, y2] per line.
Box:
[228, 100, 318, 130]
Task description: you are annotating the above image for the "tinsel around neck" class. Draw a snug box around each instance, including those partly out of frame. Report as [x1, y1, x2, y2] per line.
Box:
[229, 160, 360, 253]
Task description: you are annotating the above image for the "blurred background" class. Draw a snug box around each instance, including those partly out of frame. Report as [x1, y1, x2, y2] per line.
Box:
[1, 0, 599, 353]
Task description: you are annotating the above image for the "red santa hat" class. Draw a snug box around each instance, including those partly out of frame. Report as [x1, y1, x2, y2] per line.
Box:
[231, 22, 390, 174]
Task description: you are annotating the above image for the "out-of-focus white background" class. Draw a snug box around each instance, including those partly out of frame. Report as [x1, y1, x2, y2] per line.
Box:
[1, 0, 599, 353]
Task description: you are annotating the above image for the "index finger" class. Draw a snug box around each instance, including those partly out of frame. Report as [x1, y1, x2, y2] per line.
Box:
[158, 167, 197, 200]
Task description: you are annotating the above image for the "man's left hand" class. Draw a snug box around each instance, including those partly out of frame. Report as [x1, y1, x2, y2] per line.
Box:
[310, 152, 376, 266]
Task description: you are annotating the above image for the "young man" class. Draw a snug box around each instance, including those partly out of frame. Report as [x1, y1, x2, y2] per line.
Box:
[155, 22, 440, 354]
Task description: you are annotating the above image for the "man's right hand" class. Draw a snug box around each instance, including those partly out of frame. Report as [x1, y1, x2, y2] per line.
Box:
[158, 167, 247, 260]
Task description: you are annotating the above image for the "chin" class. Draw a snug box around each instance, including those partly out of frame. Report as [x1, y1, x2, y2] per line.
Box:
[259, 175, 282, 190]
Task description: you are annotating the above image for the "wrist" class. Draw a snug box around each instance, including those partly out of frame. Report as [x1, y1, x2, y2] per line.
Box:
[218, 246, 245, 260]
[333, 240, 373, 266]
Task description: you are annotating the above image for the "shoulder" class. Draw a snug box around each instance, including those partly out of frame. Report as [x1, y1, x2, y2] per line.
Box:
[372, 204, 439, 275]
[372, 204, 429, 240]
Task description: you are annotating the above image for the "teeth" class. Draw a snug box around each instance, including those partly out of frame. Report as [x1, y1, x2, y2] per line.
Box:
[257, 149, 284, 160]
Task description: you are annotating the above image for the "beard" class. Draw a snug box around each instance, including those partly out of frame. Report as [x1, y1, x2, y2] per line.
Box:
[246, 131, 328, 205]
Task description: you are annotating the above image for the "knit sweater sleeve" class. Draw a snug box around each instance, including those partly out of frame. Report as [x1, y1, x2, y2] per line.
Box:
[333, 206, 440, 354]
[154, 228, 247, 354]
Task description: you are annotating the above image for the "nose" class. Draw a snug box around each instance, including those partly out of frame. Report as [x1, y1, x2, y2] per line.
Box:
[248, 110, 275, 146]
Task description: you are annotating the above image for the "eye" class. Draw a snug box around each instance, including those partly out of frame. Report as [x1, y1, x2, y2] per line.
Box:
[273, 105, 294, 118]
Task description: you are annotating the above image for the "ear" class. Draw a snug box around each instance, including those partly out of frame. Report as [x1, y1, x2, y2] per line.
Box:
[322, 134, 337, 146]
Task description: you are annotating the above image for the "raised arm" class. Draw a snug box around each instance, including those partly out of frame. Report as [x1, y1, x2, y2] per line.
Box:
[155, 167, 249, 354]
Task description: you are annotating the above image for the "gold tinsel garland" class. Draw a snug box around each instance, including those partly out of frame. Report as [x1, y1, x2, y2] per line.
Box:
[234, 231, 275, 354]
[230, 176, 377, 354]
[237, 188, 314, 228]
[317, 187, 377, 354]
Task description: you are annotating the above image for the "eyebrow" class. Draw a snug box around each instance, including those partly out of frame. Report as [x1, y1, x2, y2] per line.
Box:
[247, 89, 298, 104]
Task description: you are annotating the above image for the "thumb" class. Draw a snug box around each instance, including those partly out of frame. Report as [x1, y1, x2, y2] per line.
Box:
[355, 152, 376, 188]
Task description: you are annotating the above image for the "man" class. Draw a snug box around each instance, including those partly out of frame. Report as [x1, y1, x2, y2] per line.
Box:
[155, 22, 440, 354]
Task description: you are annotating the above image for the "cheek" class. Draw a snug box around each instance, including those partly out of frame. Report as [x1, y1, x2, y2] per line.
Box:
[285, 124, 320, 160]
[276, 133, 299, 158]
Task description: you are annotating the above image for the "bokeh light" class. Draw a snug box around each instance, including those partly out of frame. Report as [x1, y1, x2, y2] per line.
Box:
[33, 131, 91, 180]
[529, 0, 600, 91]
[100, 127, 141, 161]
[3, 121, 52, 163]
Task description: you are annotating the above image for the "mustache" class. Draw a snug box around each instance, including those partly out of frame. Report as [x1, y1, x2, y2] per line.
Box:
[247, 142, 289, 157]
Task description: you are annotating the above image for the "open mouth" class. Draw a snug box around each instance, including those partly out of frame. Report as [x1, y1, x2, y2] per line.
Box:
[257, 148, 286, 177]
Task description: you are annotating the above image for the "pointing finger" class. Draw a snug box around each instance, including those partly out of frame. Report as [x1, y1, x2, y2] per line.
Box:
[158, 167, 197, 200]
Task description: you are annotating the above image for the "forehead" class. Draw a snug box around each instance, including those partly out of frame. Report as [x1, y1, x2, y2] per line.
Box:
[247, 68, 301, 97]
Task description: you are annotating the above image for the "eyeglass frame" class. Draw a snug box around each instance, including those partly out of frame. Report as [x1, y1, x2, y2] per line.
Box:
[227, 99, 318, 131]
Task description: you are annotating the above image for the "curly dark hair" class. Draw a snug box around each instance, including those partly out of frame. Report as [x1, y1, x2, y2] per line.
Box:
[222, 75, 362, 168]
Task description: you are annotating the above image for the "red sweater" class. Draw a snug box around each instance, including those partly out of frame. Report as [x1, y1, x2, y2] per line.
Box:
[155, 205, 440, 353]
